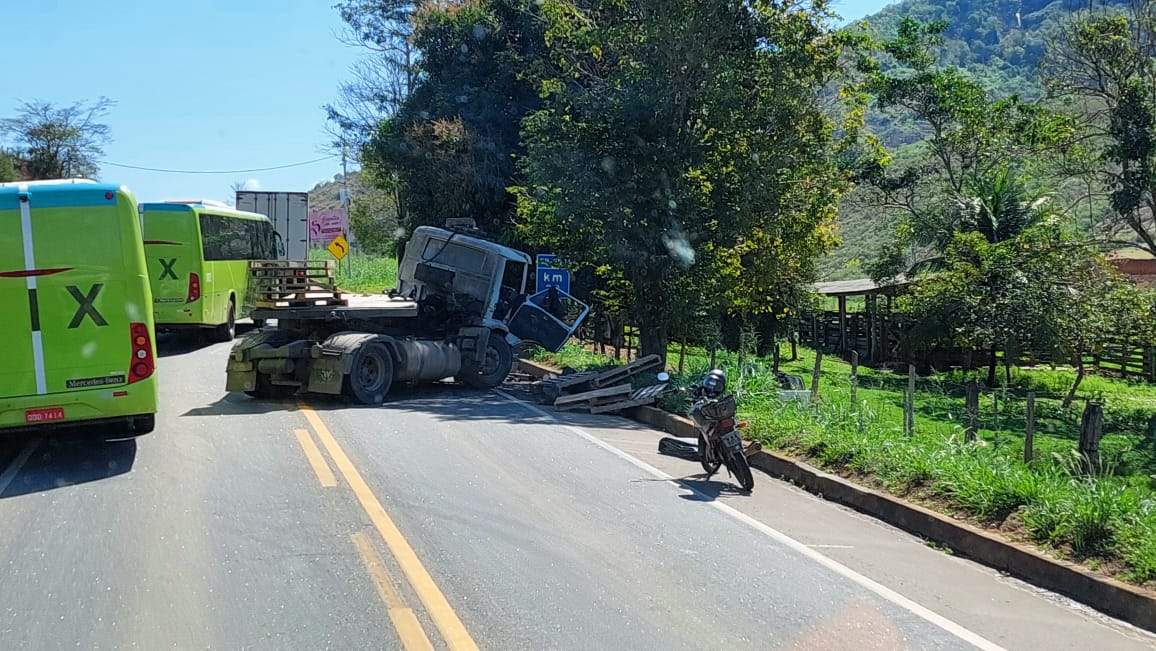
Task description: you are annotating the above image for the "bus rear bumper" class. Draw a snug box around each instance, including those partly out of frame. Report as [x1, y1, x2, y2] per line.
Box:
[0, 379, 158, 435]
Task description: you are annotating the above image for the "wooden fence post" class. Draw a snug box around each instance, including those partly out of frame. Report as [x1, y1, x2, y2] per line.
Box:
[1024, 391, 1035, 463]
[904, 364, 916, 436]
[810, 349, 823, 403]
[850, 350, 859, 408]
[1079, 401, 1104, 472]
[964, 380, 979, 442]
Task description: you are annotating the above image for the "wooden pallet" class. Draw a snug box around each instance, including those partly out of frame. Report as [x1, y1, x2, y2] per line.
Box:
[588, 355, 663, 388]
[589, 383, 669, 413]
[250, 260, 345, 308]
[553, 384, 633, 410]
[553, 382, 669, 413]
[255, 297, 348, 308]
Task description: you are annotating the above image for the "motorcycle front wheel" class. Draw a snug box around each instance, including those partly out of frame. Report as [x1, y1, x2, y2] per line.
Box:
[723, 444, 755, 492]
[698, 432, 722, 475]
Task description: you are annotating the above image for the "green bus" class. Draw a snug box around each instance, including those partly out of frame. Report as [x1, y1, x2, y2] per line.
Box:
[0, 180, 158, 435]
[141, 201, 277, 341]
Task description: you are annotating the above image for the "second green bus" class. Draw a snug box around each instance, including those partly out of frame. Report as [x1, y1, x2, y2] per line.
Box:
[141, 201, 277, 341]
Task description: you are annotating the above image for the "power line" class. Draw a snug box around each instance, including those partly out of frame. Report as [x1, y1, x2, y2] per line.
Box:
[99, 155, 338, 174]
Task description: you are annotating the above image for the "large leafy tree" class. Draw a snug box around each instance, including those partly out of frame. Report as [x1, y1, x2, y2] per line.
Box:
[514, 0, 846, 360]
[855, 18, 1072, 278]
[361, 0, 545, 241]
[1046, 1, 1156, 255]
[0, 98, 113, 180]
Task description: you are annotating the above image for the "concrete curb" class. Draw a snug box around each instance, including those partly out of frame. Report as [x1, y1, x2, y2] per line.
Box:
[514, 358, 1156, 633]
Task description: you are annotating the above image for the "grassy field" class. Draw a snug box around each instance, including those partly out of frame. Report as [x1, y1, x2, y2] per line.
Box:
[309, 249, 398, 294]
[532, 342, 1156, 587]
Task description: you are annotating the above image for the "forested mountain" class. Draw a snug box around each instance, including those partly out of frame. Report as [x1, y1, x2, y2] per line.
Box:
[820, 0, 1129, 279]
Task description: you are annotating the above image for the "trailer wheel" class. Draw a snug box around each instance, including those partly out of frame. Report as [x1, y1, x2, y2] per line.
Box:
[343, 342, 394, 405]
[461, 336, 513, 389]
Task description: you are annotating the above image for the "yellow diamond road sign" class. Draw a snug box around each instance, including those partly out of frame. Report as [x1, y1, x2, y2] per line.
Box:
[327, 234, 349, 261]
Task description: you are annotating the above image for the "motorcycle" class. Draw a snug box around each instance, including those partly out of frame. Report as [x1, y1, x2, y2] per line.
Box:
[682, 369, 754, 492]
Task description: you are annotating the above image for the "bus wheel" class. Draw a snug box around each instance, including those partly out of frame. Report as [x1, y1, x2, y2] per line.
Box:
[129, 414, 155, 435]
[211, 298, 237, 342]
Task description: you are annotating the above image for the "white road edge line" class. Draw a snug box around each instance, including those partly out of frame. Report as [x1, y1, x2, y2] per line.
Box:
[493, 389, 1005, 651]
[0, 438, 41, 496]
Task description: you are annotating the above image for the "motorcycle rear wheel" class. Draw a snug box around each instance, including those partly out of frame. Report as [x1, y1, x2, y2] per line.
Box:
[698, 432, 722, 475]
[723, 444, 755, 492]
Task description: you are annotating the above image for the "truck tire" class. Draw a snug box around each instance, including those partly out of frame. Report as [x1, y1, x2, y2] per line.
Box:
[210, 297, 236, 342]
[343, 341, 394, 405]
[461, 336, 513, 389]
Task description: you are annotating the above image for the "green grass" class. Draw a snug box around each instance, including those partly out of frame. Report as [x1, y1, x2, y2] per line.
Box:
[531, 342, 1156, 586]
[309, 249, 398, 294]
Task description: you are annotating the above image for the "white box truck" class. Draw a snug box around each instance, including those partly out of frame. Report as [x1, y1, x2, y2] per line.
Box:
[235, 191, 309, 260]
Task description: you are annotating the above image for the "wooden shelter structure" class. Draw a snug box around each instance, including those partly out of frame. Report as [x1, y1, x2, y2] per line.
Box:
[809, 276, 910, 363]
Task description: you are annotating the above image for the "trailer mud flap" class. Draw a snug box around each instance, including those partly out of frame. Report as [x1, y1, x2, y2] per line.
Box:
[226, 360, 256, 392]
[307, 355, 345, 395]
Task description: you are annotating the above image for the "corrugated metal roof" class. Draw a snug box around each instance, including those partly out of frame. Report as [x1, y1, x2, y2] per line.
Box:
[813, 276, 909, 296]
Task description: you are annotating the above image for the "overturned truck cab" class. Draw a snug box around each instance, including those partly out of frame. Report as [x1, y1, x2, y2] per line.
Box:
[225, 224, 587, 404]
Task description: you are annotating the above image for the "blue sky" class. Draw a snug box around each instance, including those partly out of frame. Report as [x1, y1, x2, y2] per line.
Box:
[3, 1, 896, 203]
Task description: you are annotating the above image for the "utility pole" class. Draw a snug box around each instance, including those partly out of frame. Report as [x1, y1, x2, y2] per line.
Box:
[340, 142, 351, 272]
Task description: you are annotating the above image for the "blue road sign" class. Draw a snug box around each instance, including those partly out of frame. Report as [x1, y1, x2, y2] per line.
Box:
[535, 254, 571, 294]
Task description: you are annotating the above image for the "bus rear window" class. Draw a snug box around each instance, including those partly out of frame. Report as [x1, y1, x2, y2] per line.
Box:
[199, 214, 274, 260]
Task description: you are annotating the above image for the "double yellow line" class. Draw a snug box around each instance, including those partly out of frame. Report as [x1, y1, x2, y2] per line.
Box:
[296, 404, 479, 651]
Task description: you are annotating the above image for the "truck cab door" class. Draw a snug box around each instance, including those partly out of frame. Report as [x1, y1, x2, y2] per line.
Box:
[507, 287, 589, 352]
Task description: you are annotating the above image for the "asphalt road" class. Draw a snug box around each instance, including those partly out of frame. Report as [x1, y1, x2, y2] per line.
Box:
[1, 335, 1153, 650]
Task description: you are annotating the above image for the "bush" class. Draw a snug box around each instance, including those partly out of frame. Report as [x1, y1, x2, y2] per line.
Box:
[1118, 512, 1156, 583]
[933, 451, 1061, 520]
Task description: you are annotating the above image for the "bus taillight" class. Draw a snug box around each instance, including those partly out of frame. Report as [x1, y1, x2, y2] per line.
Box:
[187, 272, 200, 303]
[128, 323, 154, 384]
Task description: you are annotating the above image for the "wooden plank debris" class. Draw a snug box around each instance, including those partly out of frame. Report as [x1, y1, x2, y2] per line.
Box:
[573, 383, 669, 414]
[553, 384, 633, 406]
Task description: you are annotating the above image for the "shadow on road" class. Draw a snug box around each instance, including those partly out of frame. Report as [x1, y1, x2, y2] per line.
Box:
[676, 476, 751, 501]
[0, 432, 136, 499]
[156, 323, 257, 359]
[378, 384, 655, 432]
[180, 391, 300, 417]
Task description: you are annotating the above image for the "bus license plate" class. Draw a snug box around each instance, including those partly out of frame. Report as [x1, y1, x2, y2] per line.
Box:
[721, 430, 741, 448]
[25, 407, 65, 424]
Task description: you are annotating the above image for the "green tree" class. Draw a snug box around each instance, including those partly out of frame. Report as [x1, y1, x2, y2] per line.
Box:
[360, 0, 545, 242]
[0, 150, 17, 183]
[348, 179, 399, 256]
[1052, 255, 1155, 406]
[515, 0, 846, 360]
[855, 18, 1071, 279]
[1045, 2, 1156, 255]
[0, 98, 113, 180]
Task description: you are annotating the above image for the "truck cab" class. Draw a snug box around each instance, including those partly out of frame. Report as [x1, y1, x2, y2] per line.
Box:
[396, 225, 585, 350]
[396, 225, 531, 326]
